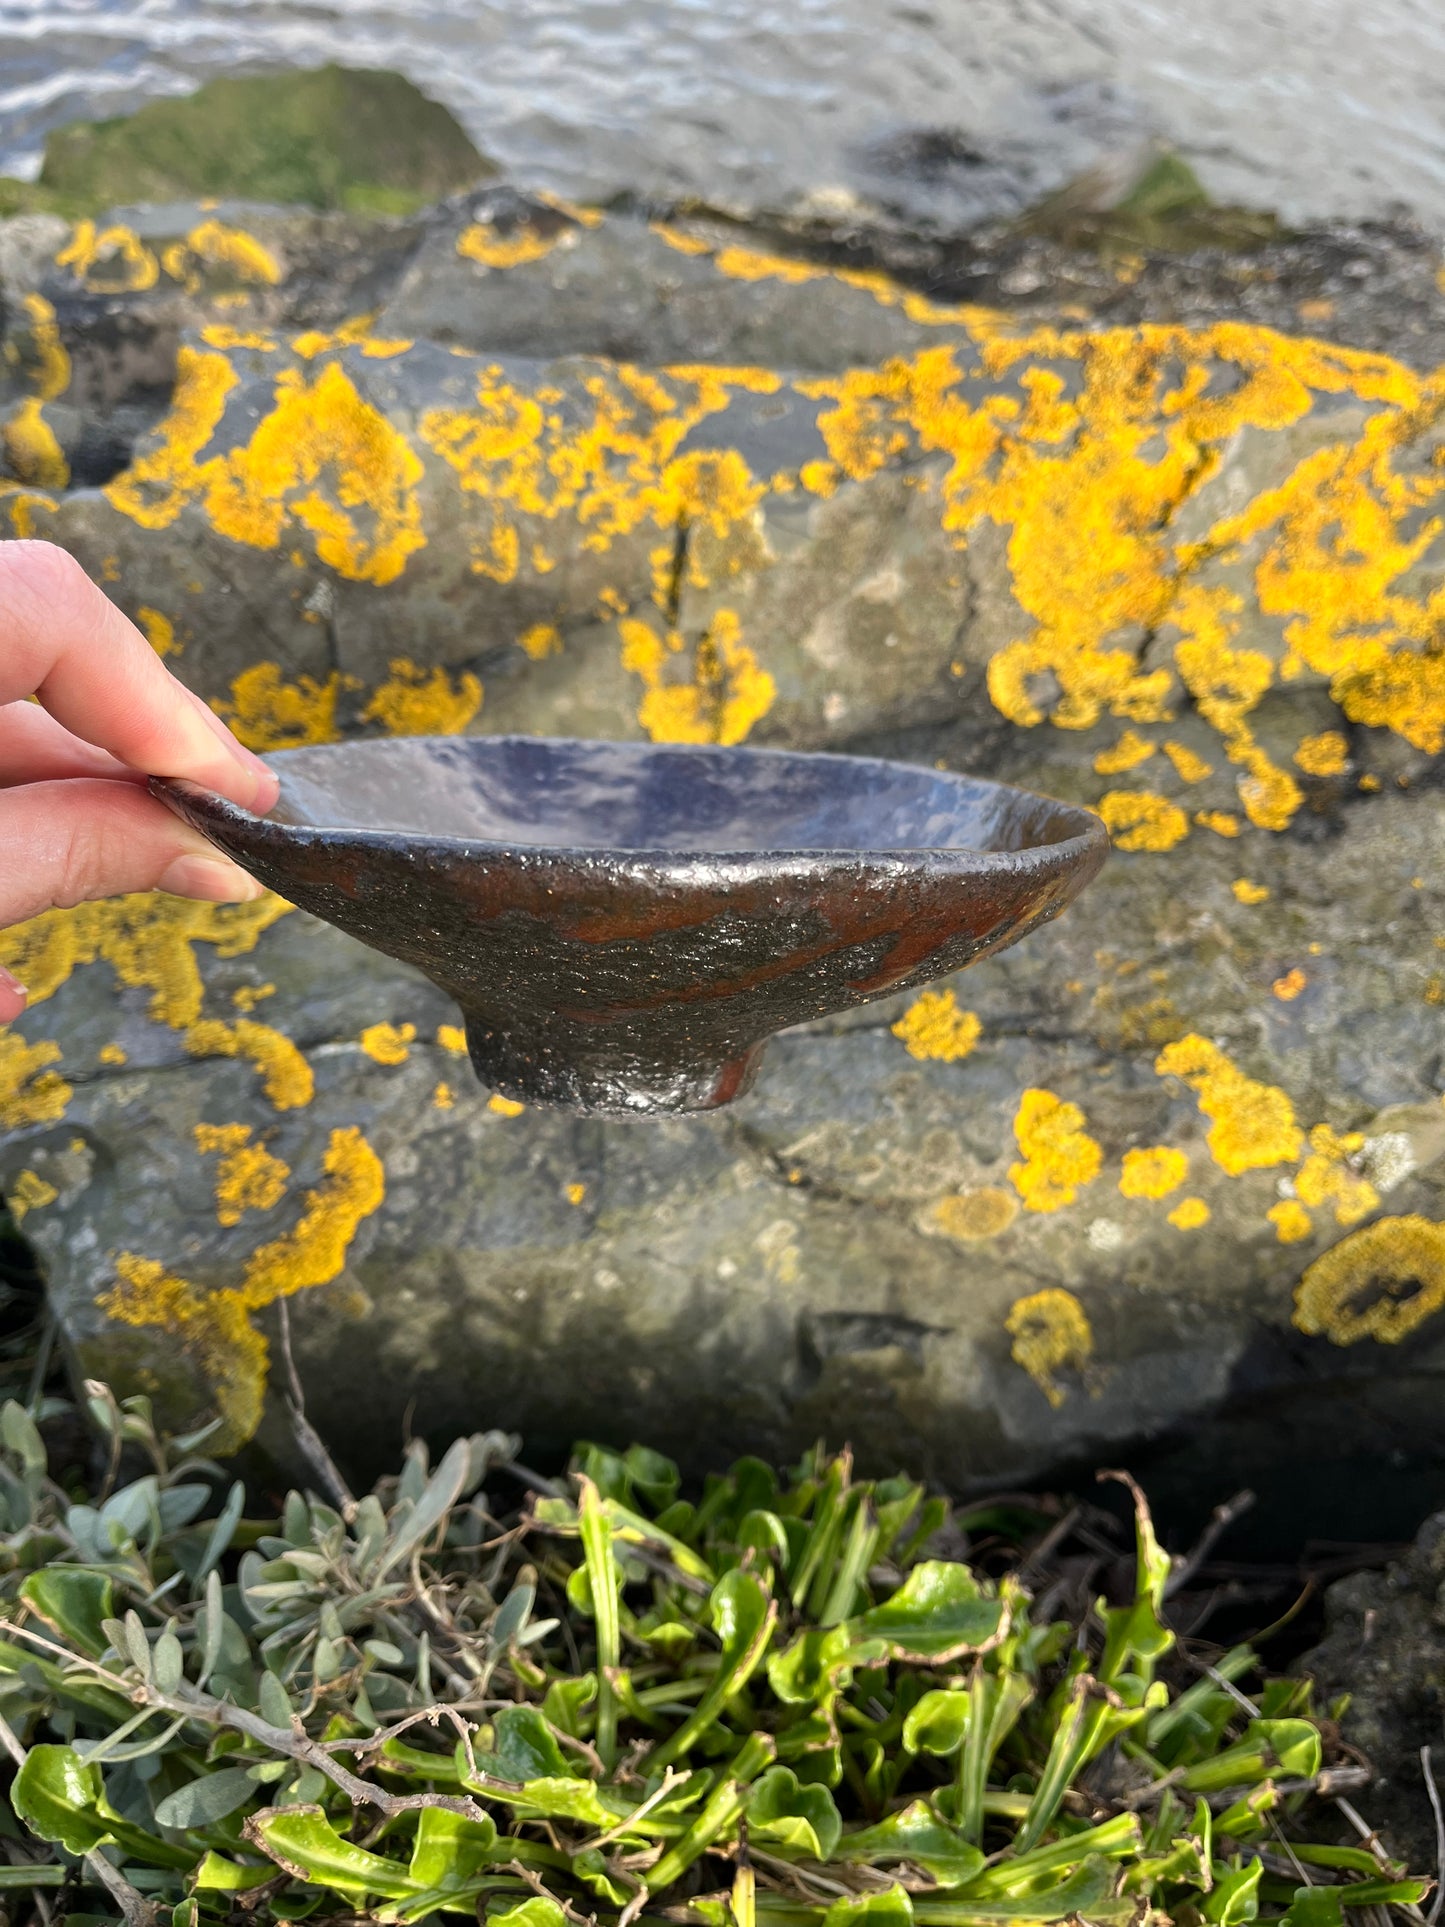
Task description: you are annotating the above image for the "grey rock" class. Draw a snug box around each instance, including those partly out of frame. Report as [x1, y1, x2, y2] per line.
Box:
[2, 191, 1444, 1509]
[1300, 1513, 1445, 1871]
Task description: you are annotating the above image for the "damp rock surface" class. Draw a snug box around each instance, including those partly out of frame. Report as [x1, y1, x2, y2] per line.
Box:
[1301, 1514, 1445, 1870]
[1, 186, 1444, 1505]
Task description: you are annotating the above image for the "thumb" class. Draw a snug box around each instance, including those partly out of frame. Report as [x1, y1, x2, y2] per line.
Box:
[0, 779, 265, 964]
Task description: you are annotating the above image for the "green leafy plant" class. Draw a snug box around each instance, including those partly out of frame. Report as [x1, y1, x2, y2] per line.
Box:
[0, 1388, 1428, 1927]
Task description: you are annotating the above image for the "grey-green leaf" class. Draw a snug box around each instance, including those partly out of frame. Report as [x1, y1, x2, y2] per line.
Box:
[155, 1766, 261, 1829]
[152, 1629, 184, 1694]
[378, 1438, 471, 1578]
[258, 1670, 294, 1729]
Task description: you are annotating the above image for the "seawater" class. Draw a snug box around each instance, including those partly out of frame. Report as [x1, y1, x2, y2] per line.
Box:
[2, 0, 1444, 230]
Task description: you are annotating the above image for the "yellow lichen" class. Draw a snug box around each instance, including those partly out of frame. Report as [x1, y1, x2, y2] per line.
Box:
[517, 623, 562, 660]
[2, 490, 59, 540]
[360, 1022, 415, 1066]
[238, 1126, 384, 1304]
[711, 245, 825, 287]
[161, 220, 281, 294]
[1155, 1034, 1302, 1174]
[1097, 790, 1190, 853]
[200, 325, 277, 352]
[136, 606, 178, 657]
[1092, 730, 1156, 775]
[620, 610, 775, 746]
[1118, 1145, 1188, 1201]
[185, 1019, 314, 1111]
[891, 989, 982, 1063]
[1163, 741, 1214, 783]
[100, 1125, 385, 1449]
[98, 1043, 127, 1066]
[103, 1253, 264, 1450]
[536, 191, 603, 229]
[215, 662, 347, 750]
[1005, 1287, 1094, 1408]
[1293, 1215, 1445, 1346]
[286, 316, 410, 362]
[1294, 1123, 1380, 1227]
[194, 1122, 290, 1227]
[779, 321, 1444, 825]
[1008, 1089, 1103, 1213]
[1232, 879, 1271, 905]
[457, 222, 569, 269]
[0, 893, 291, 1030]
[798, 460, 838, 497]
[2, 296, 71, 487]
[488, 1094, 524, 1117]
[432, 1082, 455, 1110]
[108, 350, 426, 584]
[437, 1025, 468, 1054]
[360, 658, 482, 736]
[56, 220, 158, 293]
[8, 1170, 58, 1223]
[105, 345, 236, 529]
[929, 1188, 1018, 1241]
[1268, 1199, 1313, 1244]
[9, 293, 71, 401]
[31, 292, 1445, 1054]
[650, 223, 994, 335]
[0, 1034, 71, 1130]
[2, 400, 68, 490]
[1167, 1197, 1211, 1229]
[566, 1182, 587, 1205]
[1272, 967, 1308, 1001]
[418, 357, 778, 593]
[1294, 730, 1350, 776]
[1195, 810, 1241, 837]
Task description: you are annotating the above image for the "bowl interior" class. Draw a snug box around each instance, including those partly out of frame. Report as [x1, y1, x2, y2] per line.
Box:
[262, 737, 1079, 856]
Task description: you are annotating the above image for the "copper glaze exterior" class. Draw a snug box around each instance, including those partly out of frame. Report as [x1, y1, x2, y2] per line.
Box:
[153, 736, 1108, 1115]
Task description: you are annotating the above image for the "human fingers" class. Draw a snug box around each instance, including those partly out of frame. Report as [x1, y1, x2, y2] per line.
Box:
[0, 699, 135, 787]
[0, 541, 279, 813]
[0, 778, 263, 977]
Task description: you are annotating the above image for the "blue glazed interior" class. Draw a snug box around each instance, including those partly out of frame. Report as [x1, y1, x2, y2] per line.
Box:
[263, 735, 1081, 856]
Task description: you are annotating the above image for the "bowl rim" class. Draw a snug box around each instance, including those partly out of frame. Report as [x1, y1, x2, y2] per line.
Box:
[152, 735, 1108, 871]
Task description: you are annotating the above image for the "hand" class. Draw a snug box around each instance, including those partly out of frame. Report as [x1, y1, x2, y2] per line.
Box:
[0, 541, 280, 1023]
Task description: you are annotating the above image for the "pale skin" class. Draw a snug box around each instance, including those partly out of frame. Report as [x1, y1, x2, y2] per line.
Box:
[0, 540, 280, 1024]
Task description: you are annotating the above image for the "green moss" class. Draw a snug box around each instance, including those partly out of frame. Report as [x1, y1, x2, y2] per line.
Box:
[37, 65, 494, 214]
[1015, 147, 1282, 255]
[0, 177, 92, 220]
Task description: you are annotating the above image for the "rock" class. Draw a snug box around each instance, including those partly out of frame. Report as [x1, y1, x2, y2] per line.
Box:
[37, 68, 494, 216]
[1300, 1514, 1445, 1870]
[374, 190, 976, 369]
[1, 193, 1444, 1503]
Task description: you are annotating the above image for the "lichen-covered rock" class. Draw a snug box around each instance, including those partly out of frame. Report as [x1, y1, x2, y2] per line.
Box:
[1, 192, 1444, 1495]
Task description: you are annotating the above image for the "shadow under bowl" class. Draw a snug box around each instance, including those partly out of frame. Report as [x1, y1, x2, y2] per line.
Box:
[153, 736, 1108, 1116]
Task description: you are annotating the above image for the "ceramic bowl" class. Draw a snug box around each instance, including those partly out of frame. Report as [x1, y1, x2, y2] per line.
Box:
[154, 736, 1107, 1115]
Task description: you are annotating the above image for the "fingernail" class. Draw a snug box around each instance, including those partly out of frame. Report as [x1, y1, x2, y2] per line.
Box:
[176, 698, 279, 812]
[158, 854, 265, 903]
[0, 966, 28, 1015]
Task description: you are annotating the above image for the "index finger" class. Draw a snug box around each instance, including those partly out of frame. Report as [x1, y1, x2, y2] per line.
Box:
[0, 540, 279, 813]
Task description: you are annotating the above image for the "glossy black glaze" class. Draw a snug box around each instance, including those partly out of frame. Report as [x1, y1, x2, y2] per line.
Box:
[153, 737, 1108, 1115]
